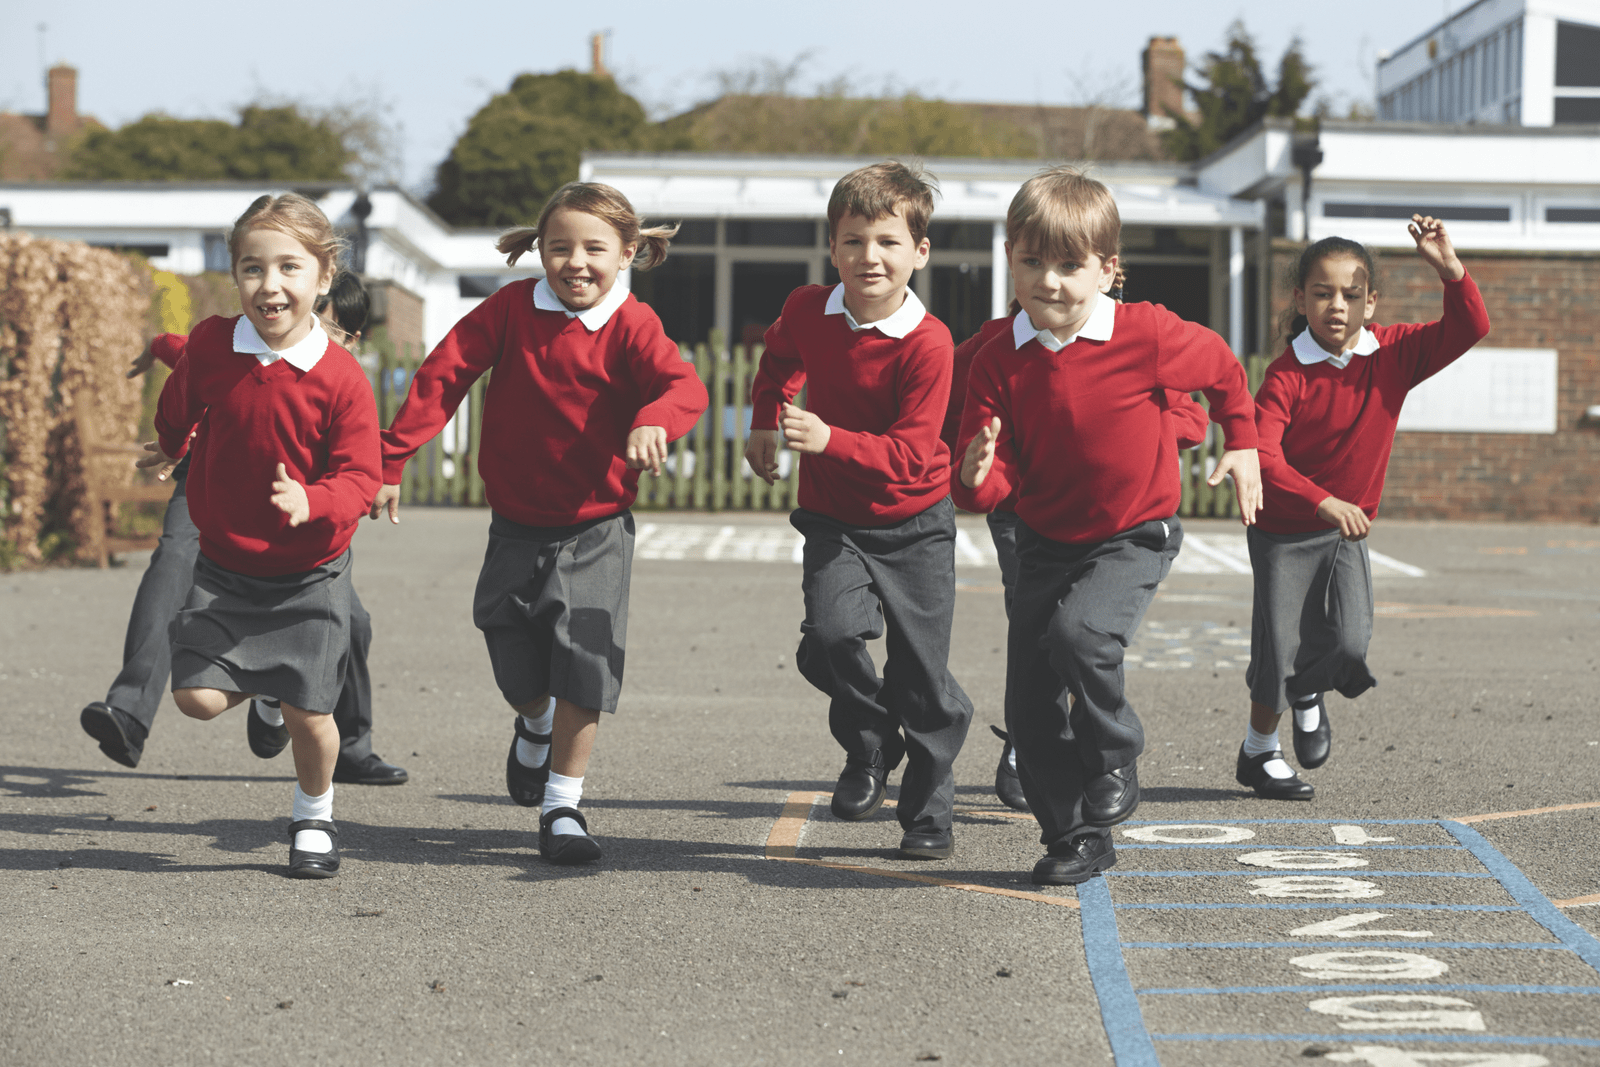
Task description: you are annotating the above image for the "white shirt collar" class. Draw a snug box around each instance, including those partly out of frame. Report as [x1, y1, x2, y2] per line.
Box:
[233, 315, 328, 372]
[1011, 291, 1116, 352]
[534, 277, 630, 331]
[823, 284, 927, 339]
[1292, 326, 1380, 370]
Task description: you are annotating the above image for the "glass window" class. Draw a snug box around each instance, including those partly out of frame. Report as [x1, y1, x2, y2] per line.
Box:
[458, 275, 500, 298]
[926, 221, 993, 251]
[732, 262, 809, 349]
[1554, 97, 1600, 123]
[726, 219, 816, 247]
[667, 219, 716, 246]
[930, 263, 994, 345]
[1556, 20, 1600, 87]
[629, 253, 714, 345]
[1547, 207, 1600, 223]
[202, 233, 229, 272]
[1125, 264, 1209, 327]
[1324, 202, 1511, 221]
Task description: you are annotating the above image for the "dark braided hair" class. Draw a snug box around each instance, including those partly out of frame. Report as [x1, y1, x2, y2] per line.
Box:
[1284, 237, 1379, 340]
[314, 270, 370, 340]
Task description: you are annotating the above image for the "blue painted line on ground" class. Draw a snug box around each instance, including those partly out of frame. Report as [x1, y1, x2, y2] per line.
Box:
[1077, 876, 1161, 1067]
[1151, 1032, 1600, 1048]
[1118, 843, 1462, 850]
[1107, 870, 1492, 878]
[1115, 902, 1522, 912]
[1444, 820, 1600, 976]
[1122, 941, 1566, 950]
[1137, 983, 1600, 995]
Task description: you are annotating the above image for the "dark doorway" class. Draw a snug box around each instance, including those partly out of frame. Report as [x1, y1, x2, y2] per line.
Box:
[631, 254, 714, 345]
[733, 262, 809, 349]
[1124, 264, 1210, 328]
[930, 264, 994, 344]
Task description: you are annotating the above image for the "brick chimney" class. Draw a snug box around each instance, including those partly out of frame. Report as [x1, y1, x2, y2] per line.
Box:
[46, 64, 79, 138]
[1142, 37, 1186, 131]
[590, 33, 610, 80]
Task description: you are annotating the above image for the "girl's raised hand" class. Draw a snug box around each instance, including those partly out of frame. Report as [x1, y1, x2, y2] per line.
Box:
[135, 440, 180, 481]
[1408, 215, 1465, 282]
[960, 417, 1001, 489]
[1209, 447, 1263, 526]
[270, 462, 311, 527]
[626, 425, 668, 477]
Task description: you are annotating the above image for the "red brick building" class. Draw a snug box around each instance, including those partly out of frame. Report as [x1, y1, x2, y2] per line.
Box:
[0, 65, 96, 180]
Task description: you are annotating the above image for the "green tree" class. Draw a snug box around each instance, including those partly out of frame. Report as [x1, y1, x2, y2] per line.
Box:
[428, 71, 681, 227]
[1162, 21, 1315, 162]
[64, 106, 349, 180]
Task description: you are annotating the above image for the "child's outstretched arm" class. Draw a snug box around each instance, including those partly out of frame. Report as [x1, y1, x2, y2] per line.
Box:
[1394, 216, 1491, 387]
[1409, 214, 1465, 283]
[1208, 448, 1262, 525]
[624, 314, 709, 479]
[147, 347, 204, 481]
[748, 306, 807, 484]
[950, 353, 1018, 514]
[1152, 311, 1261, 525]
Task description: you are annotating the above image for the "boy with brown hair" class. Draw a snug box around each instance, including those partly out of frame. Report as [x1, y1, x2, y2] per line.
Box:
[746, 161, 973, 861]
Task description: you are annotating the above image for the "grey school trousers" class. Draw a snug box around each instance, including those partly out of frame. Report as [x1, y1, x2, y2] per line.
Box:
[1006, 516, 1182, 847]
[791, 497, 975, 834]
[103, 469, 377, 760]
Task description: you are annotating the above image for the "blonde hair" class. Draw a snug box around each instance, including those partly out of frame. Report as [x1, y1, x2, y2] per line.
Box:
[228, 193, 344, 280]
[1006, 166, 1122, 288]
[828, 160, 938, 246]
[496, 182, 676, 271]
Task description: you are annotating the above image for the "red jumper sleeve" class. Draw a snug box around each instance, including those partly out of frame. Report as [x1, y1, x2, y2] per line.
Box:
[819, 330, 953, 483]
[626, 312, 710, 441]
[153, 350, 202, 460]
[1152, 311, 1258, 450]
[302, 377, 383, 528]
[1391, 272, 1493, 389]
[1253, 366, 1329, 518]
[941, 329, 986, 452]
[379, 288, 507, 484]
[949, 349, 1019, 514]
[1163, 389, 1211, 450]
[151, 333, 187, 369]
[750, 304, 808, 432]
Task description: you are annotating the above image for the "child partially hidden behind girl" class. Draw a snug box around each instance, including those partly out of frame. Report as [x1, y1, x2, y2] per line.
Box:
[141, 193, 381, 878]
[1236, 216, 1490, 800]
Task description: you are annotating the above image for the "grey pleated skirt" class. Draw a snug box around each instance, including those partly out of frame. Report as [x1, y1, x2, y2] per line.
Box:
[169, 549, 353, 715]
[1245, 526, 1377, 713]
[472, 510, 634, 714]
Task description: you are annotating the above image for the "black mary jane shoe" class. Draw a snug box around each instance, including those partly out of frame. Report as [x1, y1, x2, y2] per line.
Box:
[1081, 762, 1140, 826]
[287, 819, 341, 879]
[830, 750, 888, 822]
[1032, 834, 1117, 886]
[990, 725, 1030, 812]
[540, 807, 602, 865]
[898, 827, 954, 860]
[1291, 695, 1332, 770]
[333, 753, 409, 786]
[80, 702, 146, 769]
[1235, 744, 1316, 800]
[506, 715, 552, 808]
[247, 700, 291, 759]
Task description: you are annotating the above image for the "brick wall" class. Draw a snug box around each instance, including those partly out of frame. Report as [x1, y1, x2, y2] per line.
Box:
[1268, 241, 1600, 523]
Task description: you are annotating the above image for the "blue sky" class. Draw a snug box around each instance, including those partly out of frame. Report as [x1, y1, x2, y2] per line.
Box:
[2, 0, 1464, 189]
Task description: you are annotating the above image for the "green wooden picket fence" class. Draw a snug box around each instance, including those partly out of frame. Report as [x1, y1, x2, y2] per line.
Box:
[370, 331, 1269, 519]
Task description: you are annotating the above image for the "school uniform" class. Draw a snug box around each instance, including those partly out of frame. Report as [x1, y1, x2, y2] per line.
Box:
[155, 316, 381, 714]
[381, 278, 707, 713]
[1249, 273, 1490, 712]
[753, 284, 974, 836]
[96, 336, 381, 760]
[952, 295, 1256, 848]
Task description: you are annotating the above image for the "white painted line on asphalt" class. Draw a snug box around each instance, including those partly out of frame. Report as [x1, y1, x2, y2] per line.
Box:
[1368, 548, 1427, 577]
[954, 527, 986, 564]
[704, 525, 737, 561]
[1180, 535, 1255, 574]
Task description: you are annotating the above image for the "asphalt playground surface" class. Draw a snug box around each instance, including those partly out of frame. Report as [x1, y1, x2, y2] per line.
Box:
[3, 509, 1599, 1067]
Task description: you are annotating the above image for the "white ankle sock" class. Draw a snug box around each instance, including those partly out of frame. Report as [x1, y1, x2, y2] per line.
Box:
[255, 699, 284, 728]
[543, 771, 585, 837]
[292, 784, 334, 852]
[1243, 726, 1294, 779]
[1292, 695, 1321, 732]
[516, 698, 555, 768]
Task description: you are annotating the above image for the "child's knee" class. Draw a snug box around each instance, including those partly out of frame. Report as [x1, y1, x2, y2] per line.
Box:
[173, 687, 221, 720]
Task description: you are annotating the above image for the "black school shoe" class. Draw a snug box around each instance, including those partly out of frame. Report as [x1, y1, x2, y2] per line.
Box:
[990, 725, 1029, 812]
[1032, 834, 1117, 886]
[1235, 744, 1315, 800]
[898, 827, 954, 860]
[333, 753, 409, 785]
[1082, 762, 1140, 826]
[246, 700, 290, 759]
[80, 702, 147, 769]
[830, 750, 888, 821]
[540, 807, 602, 865]
[287, 819, 340, 879]
[1291, 695, 1332, 769]
[506, 715, 552, 807]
